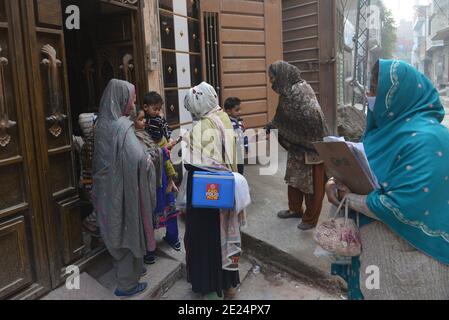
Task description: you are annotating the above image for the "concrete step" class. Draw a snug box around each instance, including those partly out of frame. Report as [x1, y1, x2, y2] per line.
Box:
[41, 273, 119, 300]
[97, 255, 183, 300]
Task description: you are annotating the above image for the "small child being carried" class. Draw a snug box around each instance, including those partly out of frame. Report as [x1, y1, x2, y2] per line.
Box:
[134, 97, 182, 265]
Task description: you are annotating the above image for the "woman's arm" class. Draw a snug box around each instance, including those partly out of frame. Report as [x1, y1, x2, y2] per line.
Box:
[345, 193, 381, 221]
[326, 178, 380, 221]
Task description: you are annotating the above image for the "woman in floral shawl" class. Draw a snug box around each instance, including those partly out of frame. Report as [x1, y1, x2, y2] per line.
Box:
[267, 61, 329, 230]
[327, 60, 449, 300]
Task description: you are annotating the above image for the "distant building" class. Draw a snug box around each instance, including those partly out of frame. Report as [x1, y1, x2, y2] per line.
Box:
[412, 3, 429, 73]
[426, 0, 449, 90]
[395, 20, 414, 63]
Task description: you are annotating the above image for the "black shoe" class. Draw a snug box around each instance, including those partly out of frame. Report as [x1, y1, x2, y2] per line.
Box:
[144, 252, 156, 265]
[141, 267, 148, 277]
[164, 236, 182, 251]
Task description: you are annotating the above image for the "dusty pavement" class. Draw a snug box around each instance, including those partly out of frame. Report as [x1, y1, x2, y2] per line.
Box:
[241, 149, 335, 284]
[160, 258, 342, 301]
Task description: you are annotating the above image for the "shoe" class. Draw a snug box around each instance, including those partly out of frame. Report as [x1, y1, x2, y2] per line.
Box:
[141, 267, 147, 277]
[144, 251, 156, 265]
[114, 283, 148, 298]
[164, 236, 182, 252]
[297, 222, 316, 231]
[277, 210, 302, 219]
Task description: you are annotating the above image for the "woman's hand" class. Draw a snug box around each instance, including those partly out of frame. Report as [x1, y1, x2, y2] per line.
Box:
[325, 178, 351, 206]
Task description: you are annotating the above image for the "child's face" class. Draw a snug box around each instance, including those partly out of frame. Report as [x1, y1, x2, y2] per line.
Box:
[134, 111, 146, 130]
[226, 105, 241, 119]
[144, 104, 162, 118]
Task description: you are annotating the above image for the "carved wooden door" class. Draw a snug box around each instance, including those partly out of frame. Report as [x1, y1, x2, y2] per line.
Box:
[19, 0, 85, 288]
[0, 0, 52, 299]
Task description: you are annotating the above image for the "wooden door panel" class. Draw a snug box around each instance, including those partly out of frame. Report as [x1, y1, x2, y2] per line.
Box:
[0, 0, 6, 21]
[49, 152, 75, 195]
[0, 217, 33, 298]
[35, 0, 63, 27]
[37, 36, 71, 150]
[58, 197, 84, 265]
[0, 164, 26, 213]
[22, 0, 80, 287]
[0, 27, 20, 159]
[0, 0, 51, 299]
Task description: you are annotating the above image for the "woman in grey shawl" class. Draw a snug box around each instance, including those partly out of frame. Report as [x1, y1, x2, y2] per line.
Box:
[93, 79, 157, 298]
[267, 61, 329, 230]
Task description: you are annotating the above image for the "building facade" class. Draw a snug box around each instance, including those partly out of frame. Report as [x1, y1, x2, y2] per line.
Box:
[426, 0, 449, 90]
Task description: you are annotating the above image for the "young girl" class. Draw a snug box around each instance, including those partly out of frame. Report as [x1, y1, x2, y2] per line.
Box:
[133, 107, 182, 265]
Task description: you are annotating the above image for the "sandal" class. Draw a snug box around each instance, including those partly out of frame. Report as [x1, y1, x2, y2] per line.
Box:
[297, 222, 316, 231]
[277, 210, 303, 219]
[114, 283, 148, 298]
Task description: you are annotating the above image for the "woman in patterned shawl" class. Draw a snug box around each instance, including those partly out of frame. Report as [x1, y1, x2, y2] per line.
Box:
[267, 61, 329, 230]
[327, 60, 449, 300]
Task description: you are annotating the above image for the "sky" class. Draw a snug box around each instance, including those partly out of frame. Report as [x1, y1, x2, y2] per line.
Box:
[383, 0, 431, 23]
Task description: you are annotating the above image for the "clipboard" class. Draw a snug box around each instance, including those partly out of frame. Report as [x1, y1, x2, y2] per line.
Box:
[313, 142, 375, 195]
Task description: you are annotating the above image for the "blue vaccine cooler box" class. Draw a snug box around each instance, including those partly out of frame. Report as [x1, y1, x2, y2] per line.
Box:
[192, 171, 235, 209]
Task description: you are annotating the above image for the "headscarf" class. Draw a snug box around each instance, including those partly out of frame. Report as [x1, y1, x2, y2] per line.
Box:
[269, 60, 302, 96]
[130, 106, 163, 188]
[364, 60, 449, 265]
[268, 61, 328, 151]
[184, 82, 220, 121]
[184, 82, 236, 171]
[93, 79, 157, 259]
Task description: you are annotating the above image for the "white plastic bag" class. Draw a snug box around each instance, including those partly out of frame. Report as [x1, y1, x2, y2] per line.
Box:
[176, 171, 189, 211]
[233, 173, 251, 213]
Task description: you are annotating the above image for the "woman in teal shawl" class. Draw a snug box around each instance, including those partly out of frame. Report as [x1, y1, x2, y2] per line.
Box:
[327, 60, 449, 300]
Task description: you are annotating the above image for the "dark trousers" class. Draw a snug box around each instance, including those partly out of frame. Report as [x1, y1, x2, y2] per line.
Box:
[288, 164, 326, 226]
[165, 217, 179, 244]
